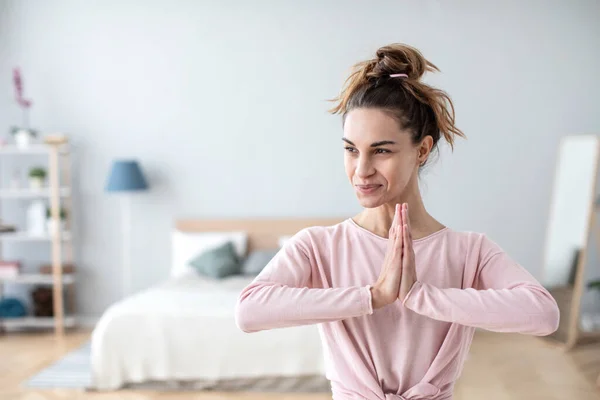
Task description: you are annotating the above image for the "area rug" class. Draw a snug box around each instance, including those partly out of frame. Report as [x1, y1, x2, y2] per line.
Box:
[24, 340, 92, 389]
[23, 340, 330, 392]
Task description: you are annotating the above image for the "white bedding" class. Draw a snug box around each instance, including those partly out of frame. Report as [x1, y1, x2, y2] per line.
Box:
[90, 272, 327, 390]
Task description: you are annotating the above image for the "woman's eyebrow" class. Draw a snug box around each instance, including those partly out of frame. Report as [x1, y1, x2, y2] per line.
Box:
[342, 138, 397, 147]
[370, 140, 396, 147]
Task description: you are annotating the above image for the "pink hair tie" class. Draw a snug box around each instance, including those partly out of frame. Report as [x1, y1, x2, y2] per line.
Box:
[389, 73, 408, 78]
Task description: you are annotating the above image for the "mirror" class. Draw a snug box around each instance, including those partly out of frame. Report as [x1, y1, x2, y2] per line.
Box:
[542, 134, 600, 349]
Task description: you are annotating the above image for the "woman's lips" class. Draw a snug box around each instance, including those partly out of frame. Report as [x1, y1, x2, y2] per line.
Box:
[356, 184, 382, 194]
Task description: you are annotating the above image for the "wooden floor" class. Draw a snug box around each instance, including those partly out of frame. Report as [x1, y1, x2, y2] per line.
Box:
[1, 329, 599, 400]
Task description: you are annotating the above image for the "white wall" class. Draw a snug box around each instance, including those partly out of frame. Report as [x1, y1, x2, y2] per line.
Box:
[0, 0, 599, 318]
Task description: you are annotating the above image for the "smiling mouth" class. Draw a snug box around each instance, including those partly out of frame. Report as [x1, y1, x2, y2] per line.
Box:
[355, 184, 382, 194]
[357, 184, 380, 188]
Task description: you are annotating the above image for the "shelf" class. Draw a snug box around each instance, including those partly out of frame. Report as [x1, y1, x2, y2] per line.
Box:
[0, 316, 76, 329]
[0, 136, 74, 337]
[0, 144, 68, 155]
[0, 273, 75, 285]
[0, 187, 70, 198]
[0, 231, 71, 241]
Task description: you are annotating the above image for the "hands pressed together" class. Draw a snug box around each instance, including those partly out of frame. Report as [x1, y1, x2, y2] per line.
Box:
[371, 203, 417, 310]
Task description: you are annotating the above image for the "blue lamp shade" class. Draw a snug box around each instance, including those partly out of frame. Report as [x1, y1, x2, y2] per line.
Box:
[105, 160, 149, 192]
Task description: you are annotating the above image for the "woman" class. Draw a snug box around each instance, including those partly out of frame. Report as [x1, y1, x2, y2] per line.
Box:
[235, 43, 560, 400]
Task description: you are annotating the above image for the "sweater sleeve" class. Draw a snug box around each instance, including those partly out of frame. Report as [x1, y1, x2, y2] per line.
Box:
[402, 234, 560, 336]
[235, 228, 374, 333]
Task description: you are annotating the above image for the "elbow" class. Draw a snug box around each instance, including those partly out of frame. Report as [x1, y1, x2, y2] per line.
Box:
[544, 300, 561, 336]
[532, 298, 561, 336]
[234, 286, 266, 333]
[234, 299, 257, 333]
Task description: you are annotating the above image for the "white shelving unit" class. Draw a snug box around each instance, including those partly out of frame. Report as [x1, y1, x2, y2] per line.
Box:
[1, 316, 76, 329]
[0, 144, 61, 155]
[0, 231, 72, 241]
[0, 136, 75, 336]
[0, 274, 75, 285]
[0, 187, 71, 198]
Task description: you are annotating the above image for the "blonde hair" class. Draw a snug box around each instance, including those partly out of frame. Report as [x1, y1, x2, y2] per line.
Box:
[329, 43, 466, 162]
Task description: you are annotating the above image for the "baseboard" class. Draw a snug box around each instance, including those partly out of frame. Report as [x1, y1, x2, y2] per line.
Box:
[76, 315, 100, 329]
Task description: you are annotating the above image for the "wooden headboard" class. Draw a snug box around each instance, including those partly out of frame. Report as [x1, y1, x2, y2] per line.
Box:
[175, 217, 346, 253]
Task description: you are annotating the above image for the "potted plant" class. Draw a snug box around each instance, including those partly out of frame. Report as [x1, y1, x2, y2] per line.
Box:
[11, 126, 38, 148]
[28, 167, 46, 189]
[46, 207, 67, 235]
[10, 68, 38, 149]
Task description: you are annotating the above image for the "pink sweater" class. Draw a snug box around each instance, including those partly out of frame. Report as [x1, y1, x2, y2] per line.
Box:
[235, 219, 560, 400]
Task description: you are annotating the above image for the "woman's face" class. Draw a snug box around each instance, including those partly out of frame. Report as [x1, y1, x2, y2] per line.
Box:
[343, 108, 424, 209]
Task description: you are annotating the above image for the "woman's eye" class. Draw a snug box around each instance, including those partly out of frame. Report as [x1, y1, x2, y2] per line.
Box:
[375, 148, 391, 154]
[344, 146, 357, 153]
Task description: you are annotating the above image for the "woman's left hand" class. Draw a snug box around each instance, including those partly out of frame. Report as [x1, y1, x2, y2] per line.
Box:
[398, 203, 417, 303]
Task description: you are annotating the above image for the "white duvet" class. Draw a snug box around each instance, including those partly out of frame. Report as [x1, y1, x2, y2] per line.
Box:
[90, 273, 326, 390]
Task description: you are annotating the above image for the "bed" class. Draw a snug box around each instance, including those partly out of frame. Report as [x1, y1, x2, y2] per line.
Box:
[89, 217, 343, 391]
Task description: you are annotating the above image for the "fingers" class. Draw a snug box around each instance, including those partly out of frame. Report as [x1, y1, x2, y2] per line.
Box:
[402, 206, 413, 267]
[401, 203, 408, 258]
[387, 205, 398, 254]
[399, 203, 404, 228]
[395, 204, 403, 250]
[401, 203, 410, 240]
[402, 214, 409, 270]
[390, 204, 397, 237]
[389, 204, 398, 240]
[390, 203, 409, 252]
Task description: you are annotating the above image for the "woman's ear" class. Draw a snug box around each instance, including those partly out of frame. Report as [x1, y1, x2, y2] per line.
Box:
[417, 136, 433, 166]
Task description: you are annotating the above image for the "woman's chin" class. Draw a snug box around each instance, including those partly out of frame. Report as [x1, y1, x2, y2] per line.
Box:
[356, 194, 384, 209]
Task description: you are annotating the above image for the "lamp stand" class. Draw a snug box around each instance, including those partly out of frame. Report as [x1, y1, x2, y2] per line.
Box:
[121, 194, 131, 297]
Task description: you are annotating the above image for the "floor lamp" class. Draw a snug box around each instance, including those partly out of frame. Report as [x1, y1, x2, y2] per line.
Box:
[105, 160, 149, 297]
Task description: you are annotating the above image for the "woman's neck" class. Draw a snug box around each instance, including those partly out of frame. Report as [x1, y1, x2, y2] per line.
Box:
[353, 192, 445, 240]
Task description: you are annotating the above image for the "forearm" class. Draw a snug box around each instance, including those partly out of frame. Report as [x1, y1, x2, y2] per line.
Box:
[235, 282, 374, 333]
[402, 281, 560, 335]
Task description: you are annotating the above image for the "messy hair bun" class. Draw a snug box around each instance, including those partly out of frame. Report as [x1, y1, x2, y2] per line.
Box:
[329, 43, 466, 159]
[371, 44, 432, 81]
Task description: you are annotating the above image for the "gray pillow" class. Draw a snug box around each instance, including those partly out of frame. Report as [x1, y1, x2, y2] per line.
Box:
[188, 241, 241, 279]
[241, 249, 278, 276]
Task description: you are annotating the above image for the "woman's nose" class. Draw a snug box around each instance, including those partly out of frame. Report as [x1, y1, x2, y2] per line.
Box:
[355, 156, 375, 178]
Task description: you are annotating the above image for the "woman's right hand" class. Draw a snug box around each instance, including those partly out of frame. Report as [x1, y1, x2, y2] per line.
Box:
[371, 203, 404, 310]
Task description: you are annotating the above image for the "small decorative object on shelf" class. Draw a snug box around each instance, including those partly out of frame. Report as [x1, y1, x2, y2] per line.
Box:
[0, 260, 20, 279]
[11, 127, 38, 149]
[0, 220, 16, 233]
[0, 297, 27, 318]
[39, 263, 75, 275]
[28, 167, 46, 189]
[10, 68, 38, 149]
[46, 207, 67, 235]
[31, 287, 53, 317]
[26, 200, 46, 236]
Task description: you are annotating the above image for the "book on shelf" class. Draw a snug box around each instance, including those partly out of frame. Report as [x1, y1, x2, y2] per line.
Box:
[0, 261, 20, 278]
[39, 263, 75, 274]
[0, 225, 16, 233]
